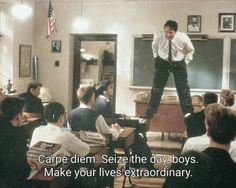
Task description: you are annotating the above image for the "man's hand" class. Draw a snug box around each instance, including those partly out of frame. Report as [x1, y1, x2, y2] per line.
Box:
[112, 123, 121, 133]
[27, 158, 42, 171]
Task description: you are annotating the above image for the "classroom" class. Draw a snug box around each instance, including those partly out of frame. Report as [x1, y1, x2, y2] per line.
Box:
[0, 0, 236, 188]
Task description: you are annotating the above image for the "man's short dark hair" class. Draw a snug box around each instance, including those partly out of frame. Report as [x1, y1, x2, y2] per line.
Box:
[164, 20, 178, 31]
[96, 80, 113, 97]
[27, 80, 42, 93]
[205, 103, 236, 144]
[77, 86, 95, 104]
[44, 102, 65, 123]
[0, 97, 25, 120]
[203, 92, 218, 106]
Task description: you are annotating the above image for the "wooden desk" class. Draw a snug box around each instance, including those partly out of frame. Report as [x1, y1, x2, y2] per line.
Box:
[115, 118, 149, 141]
[110, 127, 135, 188]
[135, 100, 201, 134]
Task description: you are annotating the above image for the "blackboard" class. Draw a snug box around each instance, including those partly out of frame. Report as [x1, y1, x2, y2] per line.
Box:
[230, 39, 236, 89]
[133, 37, 224, 89]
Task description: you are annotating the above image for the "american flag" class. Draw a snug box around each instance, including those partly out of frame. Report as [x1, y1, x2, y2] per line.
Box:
[46, 0, 56, 38]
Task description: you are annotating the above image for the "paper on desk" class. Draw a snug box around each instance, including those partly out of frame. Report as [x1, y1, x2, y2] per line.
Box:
[129, 116, 147, 124]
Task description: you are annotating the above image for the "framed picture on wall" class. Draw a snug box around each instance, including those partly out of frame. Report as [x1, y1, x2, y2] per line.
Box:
[51, 40, 62, 53]
[187, 15, 201, 33]
[19, 45, 32, 78]
[219, 13, 235, 32]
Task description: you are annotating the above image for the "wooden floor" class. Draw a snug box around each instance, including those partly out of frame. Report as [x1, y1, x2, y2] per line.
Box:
[113, 132, 183, 188]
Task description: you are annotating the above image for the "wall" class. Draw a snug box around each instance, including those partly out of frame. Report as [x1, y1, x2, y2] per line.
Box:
[0, 1, 35, 93]
[32, 0, 236, 114]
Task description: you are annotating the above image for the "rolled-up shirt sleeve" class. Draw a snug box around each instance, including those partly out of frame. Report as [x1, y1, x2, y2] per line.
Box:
[184, 34, 195, 64]
[95, 115, 119, 139]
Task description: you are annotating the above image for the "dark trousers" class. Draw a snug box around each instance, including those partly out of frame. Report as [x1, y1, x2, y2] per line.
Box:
[147, 57, 193, 115]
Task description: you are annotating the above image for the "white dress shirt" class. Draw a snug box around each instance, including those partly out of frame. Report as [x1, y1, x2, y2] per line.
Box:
[182, 134, 236, 162]
[30, 123, 90, 157]
[79, 103, 119, 139]
[152, 31, 195, 64]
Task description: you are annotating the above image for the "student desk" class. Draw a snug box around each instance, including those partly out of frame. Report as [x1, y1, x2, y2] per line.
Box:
[115, 118, 149, 141]
[32, 127, 136, 188]
[135, 100, 201, 138]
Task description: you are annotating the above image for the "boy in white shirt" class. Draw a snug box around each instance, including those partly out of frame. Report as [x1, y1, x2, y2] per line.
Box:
[30, 102, 89, 157]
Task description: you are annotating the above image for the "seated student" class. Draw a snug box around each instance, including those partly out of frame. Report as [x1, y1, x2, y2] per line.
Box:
[184, 92, 218, 138]
[94, 80, 125, 123]
[69, 86, 155, 170]
[19, 80, 44, 117]
[30, 102, 89, 157]
[219, 89, 235, 107]
[163, 151, 217, 188]
[69, 86, 120, 139]
[0, 97, 40, 188]
[182, 110, 236, 162]
[202, 103, 236, 187]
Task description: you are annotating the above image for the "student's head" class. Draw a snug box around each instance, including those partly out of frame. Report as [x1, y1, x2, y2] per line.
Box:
[96, 80, 114, 97]
[44, 102, 65, 126]
[202, 92, 218, 107]
[77, 86, 96, 106]
[219, 89, 235, 107]
[0, 97, 25, 126]
[27, 80, 42, 97]
[163, 151, 217, 188]
[164, 20, 178, 40]
[205, 103, 236, 145]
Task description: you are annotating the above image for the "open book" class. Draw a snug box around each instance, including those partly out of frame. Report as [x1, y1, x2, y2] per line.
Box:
[27, 141, 63, 167]
[27, 141, 68, 179]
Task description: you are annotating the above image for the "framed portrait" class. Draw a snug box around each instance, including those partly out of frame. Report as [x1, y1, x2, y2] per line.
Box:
[51, 40, 62, 53]
[219, 13, 235, 32]
[19, 45, 32, 78]
[187, 15, 201, 33]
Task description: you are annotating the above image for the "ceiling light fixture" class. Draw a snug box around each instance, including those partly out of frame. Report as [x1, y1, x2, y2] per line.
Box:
[11, 0, 32, 20]
[73, 0, 89, 31]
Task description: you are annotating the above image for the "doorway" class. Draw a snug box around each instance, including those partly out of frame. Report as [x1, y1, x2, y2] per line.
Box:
[72, 34, 117, 109]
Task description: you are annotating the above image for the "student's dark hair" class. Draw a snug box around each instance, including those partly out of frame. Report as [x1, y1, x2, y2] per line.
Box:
[96, 80, 113, 97]
[164, 20, 178, 31]
[0, 97, 25, 120]
[27, 80, 42, 93]
[44, 102, 65, 123]
[163, 151, 218, 188]
[77, 86, 95, 104]
[203, 92, 218, 106]
[205, 103, 236, 144]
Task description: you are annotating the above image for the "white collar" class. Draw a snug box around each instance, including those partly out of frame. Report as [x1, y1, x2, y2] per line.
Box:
[47, 122, 61, 130]
[99, 95, 110, 102]
[79, 103, 92, 109]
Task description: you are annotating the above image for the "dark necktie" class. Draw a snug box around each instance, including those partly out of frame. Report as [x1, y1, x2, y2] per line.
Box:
[168, 39, 172, 62]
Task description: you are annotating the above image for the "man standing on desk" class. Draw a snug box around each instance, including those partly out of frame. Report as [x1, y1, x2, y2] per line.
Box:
[143, 20, 195, 119]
